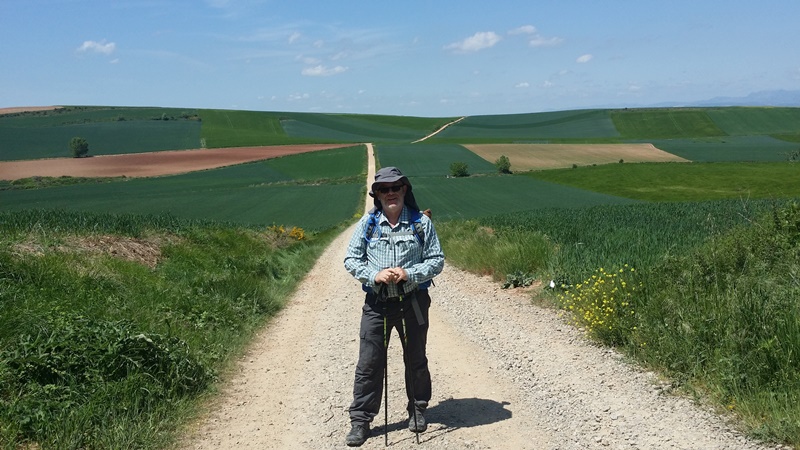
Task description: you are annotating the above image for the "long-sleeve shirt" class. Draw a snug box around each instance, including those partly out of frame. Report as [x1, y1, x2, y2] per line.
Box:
[344, 206, 444, 298]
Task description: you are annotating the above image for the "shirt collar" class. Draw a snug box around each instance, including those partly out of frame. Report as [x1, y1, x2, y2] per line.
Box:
[378, 206, 410, 225]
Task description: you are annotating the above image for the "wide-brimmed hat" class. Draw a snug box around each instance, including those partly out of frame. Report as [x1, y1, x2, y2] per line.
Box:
[369, 166, 420, 211]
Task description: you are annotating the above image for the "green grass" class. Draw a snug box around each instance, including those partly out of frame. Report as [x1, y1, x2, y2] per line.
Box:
[462, 199, 774, 282]
[0, 209, 338, 449]
[611, 108, 726, 139]
[527, 161, 800, 202]
[632, 202, 800, 444]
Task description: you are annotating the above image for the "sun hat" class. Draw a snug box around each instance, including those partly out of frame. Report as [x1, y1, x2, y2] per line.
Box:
[369, 166, 420, 211]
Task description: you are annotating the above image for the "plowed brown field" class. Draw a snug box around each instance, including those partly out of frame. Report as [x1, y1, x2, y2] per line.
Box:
[0, 144, 355, 181]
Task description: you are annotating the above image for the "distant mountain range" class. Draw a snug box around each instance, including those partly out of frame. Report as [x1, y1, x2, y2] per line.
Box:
[661, 89, 800, 108]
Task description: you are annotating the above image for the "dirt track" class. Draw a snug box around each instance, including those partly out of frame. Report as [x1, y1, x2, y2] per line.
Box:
[176, 145, 783, 450]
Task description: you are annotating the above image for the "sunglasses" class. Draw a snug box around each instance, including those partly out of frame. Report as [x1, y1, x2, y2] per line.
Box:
[376, 184, 404, 194]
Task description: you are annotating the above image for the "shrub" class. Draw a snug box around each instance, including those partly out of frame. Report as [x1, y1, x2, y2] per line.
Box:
[69, 137, 89, 158]
[502, 270, 534, 288]
[495, 155, 512, 174]
[556, 265, 641, 346]
[450, 162, 469, 177]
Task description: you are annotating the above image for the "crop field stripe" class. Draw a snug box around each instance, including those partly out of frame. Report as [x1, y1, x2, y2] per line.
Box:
[0, 120, 202, 161]
[610, 109, 726, 139]
[652, 136, 797, 162]
[0, 145, 367, 229]
[464, 143, 687, 171]
[0, 181, 361, 230]
[707, 107, 800, 136]
[433, 109, 619, 141]
[527, 161, 800, 202]
[410, 175, 638, 220]
[375, 143, 496, 177]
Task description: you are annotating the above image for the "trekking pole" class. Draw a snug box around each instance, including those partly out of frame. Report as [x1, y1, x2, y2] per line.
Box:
[399, 291, 421, 445]
[383, 301, 389, 447]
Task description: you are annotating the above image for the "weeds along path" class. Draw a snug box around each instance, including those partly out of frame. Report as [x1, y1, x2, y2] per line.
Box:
[178, 144, 778, 450]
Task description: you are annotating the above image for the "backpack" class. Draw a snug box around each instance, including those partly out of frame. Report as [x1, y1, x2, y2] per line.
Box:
[363, 207, 425, 245]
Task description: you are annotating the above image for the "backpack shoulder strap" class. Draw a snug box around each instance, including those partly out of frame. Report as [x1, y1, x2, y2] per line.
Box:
[364, 207, 380, 243]
[410, 209, 425, 246]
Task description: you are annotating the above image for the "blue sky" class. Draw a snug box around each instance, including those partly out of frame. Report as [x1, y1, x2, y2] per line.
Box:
[2, 0, 799, 117]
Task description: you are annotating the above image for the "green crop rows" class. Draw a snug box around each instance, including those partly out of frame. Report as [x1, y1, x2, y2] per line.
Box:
[3, 105, 800, 447]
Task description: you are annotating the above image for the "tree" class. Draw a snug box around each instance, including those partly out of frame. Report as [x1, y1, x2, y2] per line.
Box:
[495, 155, 511, 174]
[449, 161, 469, 177]
[70, 137, 89, 158]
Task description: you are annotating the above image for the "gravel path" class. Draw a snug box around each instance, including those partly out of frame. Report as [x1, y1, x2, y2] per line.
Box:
[178, 146, 787, 450]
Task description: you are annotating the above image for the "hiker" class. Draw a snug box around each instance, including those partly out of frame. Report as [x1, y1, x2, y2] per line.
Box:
[343, 166, 445, 447]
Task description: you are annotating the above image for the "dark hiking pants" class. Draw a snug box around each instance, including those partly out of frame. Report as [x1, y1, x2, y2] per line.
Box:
[349, 290, 431, 424]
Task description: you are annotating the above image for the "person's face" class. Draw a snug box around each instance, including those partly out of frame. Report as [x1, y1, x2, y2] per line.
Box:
[375, 182, 406, 213]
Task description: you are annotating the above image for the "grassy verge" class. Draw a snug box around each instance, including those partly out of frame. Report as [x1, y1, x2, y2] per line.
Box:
[0, 210, 340, 449]
[438, 199, 800, 446]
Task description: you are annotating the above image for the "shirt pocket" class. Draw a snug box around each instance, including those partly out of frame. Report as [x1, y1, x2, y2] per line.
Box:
[393, 233, 419, 263]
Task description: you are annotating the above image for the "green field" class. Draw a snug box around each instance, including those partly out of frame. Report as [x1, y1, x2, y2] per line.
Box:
[651, 136, 798, 162]
[611, 108, 726, 139]
[280, 112, 453, 143]
[528, 161, 800, 202]
[3, 105, 800, 447]
[412, 175, 638, 219]
[0, 145, 366, 230]
[432, 109, 620, 142]
[376, 143, 497, 176]
[707, 107, 800, 136]
[1, 107, 201, 161]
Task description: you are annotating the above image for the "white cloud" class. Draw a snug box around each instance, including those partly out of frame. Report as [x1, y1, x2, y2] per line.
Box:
[444, 31, 501, 53]
[110, 58, 120, 64]
[542, 80, 554, 88]
[515, 82, 530, 88]
[301, 65, 348, 76]
[577, 54, 593, 63]
[529, 36, 563, 47]
[77, 40, 116, 54]
[296, 54, 321, 65]
[288, 32, 301, 44]
[509, 25, 536, 35]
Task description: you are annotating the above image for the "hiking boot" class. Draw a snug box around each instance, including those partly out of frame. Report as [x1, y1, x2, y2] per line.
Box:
[408, 408, 427, 432]
[346, 422, 370, 447]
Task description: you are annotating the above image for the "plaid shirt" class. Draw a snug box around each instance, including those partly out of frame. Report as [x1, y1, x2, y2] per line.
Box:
[344, 206, 444, 297]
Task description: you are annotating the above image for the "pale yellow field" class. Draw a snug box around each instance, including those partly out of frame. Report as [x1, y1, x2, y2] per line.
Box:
[465, 143, 688, 171]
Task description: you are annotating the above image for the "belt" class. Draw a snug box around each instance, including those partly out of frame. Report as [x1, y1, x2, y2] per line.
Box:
[368, 288, 426, 326]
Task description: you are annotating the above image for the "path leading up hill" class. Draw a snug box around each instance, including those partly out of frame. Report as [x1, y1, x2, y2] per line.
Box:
[177, 145, 784, 450]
